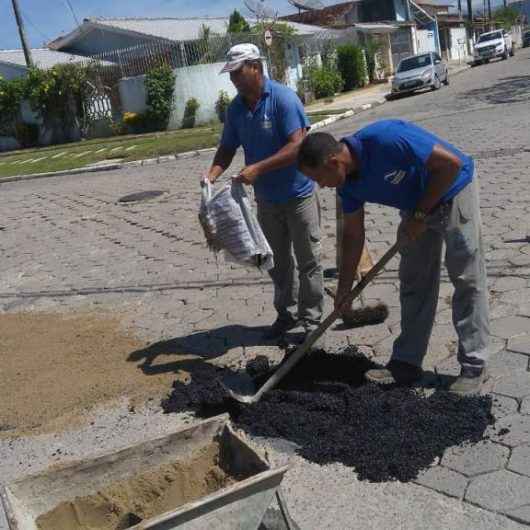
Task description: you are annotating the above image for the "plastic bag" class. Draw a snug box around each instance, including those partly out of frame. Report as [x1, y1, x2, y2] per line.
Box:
[199, 180, 274, 271]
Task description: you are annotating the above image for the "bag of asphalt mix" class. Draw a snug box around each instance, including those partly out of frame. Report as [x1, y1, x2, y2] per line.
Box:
[199, 180, 274, 271]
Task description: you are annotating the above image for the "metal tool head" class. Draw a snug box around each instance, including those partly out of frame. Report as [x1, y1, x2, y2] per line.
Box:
[219, 379, 257, 404]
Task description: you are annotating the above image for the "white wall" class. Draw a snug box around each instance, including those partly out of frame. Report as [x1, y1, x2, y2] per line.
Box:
[169, 62, 237, 128]
[449, 27, 467, 61]
[510, 25, 523, 47]
[416, 29, 437, 54]
[119, 62, 238, 128]
[118, 75, 147, 114]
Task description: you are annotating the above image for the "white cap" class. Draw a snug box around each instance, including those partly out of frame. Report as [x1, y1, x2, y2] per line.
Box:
[220, 43, 263, 74]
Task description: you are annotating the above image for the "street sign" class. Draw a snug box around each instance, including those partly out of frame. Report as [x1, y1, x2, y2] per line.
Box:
[264, 29, 273, 47]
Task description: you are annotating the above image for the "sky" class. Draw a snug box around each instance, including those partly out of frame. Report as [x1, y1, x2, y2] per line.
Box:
[1, 0, 510, 50]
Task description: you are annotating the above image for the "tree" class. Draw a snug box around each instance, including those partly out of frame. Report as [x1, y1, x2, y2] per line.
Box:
[228, 10, 250, 33]
[493, 6, 519, 29]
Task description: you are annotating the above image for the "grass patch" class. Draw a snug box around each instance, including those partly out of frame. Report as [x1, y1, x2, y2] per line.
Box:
[0, 126, 221, 179]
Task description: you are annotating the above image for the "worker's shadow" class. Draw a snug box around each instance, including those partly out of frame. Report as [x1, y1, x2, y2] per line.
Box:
[127, 324, 293, 378]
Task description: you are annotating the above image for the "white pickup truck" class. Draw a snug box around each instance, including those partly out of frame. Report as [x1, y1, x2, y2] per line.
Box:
[473, 29, 514, 64]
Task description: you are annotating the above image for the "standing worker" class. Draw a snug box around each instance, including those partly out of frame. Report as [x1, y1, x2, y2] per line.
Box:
[204, 43, 324, 343]
[297, 120, 490, 395]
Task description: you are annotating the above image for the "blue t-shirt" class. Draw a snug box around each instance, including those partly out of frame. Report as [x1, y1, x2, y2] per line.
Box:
[338, 120, 474, 214]
[220, 78, 314, 204]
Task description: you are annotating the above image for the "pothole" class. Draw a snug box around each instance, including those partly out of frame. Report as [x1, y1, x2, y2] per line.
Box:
[118, 190, 167, 203]
[162, 348, 495, 482]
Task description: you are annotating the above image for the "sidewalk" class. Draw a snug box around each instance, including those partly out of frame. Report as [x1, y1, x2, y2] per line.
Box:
[306, 59, 472, 114]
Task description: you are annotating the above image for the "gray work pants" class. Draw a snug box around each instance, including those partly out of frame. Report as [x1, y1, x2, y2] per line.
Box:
[257, 193, 324, 327]
[392, 178, 490, 369]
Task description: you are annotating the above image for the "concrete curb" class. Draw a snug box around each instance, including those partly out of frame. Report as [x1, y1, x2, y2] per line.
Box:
[0, 163, 122, 185]
[310, 98, 387, 131]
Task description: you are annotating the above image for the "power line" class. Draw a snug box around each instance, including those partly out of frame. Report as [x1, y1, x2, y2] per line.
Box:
[22, 10, 51, 44]
[63, 0, 80, 26]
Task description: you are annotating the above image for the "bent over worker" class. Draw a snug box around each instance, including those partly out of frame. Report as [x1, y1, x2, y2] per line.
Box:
[297, 120, 490, 395]
[204, 43, 324, 343]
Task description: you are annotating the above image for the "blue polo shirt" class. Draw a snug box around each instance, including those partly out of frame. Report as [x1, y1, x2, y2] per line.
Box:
[220, 78, 313, 204]
[338, 120, 474, 214]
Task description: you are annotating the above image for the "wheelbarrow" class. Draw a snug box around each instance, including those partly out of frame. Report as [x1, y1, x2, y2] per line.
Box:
[1, 414, 291, 530]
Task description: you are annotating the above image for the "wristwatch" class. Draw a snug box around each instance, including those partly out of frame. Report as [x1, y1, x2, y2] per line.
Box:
[412, 209, 428, 221]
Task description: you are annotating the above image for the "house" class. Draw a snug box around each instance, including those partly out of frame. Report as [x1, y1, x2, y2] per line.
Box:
[0, 48, 88, 80]
[414, 1, 467, 60]
[282, 0, 419, 71]
[47, 16, 356, 126]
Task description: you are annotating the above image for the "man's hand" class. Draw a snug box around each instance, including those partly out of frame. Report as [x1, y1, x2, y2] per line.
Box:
[201, 173, 214, 187]
[234, 164, 260, 185]
[399, 218, 427, 243]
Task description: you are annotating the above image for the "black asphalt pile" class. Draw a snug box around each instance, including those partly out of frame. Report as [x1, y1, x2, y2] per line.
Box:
[162, 349, 494, 483]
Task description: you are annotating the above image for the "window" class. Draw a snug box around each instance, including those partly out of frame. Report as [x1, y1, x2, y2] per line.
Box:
[398, 54, 432, 72]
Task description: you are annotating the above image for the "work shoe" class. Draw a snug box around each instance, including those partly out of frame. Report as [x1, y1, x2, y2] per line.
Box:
[263, 315, 298, 340]
[365, 359, 422, 386]
[301, 324, 326, 352]
[448, 366, 487, 396]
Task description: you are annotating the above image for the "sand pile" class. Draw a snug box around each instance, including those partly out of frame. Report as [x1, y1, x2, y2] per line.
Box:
[0, 312, 179, 437]
[36, 442, 235, 530]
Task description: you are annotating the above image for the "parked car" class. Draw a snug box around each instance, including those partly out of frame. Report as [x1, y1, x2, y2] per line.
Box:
[523, 30, 530, 48]
[390, 52, 448, 97]
[473, 30, 514, 64]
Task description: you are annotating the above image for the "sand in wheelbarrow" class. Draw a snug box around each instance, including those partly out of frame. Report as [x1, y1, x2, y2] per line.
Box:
[162, 347, 495, 483]
[36, 442, 238, 530]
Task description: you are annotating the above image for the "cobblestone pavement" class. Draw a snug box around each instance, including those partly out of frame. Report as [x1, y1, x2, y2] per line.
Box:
[1, 49, 530, 529]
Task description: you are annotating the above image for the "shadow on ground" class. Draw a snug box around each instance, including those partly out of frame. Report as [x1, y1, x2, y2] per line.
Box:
[128, 324, 288, 370]
[462, 74, 530, 104]
[161, 348, 494, 483]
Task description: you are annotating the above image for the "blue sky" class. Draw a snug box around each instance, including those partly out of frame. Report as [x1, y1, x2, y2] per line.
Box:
[1, 0, 317, 49]
[2, 0, 507, 50]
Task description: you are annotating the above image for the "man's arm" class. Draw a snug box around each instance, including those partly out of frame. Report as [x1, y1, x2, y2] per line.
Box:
[235, 128, 307, 185]
[206, 145, 237, 183]
[402, 143, 462, 241]
[417, 144, 463, 213]
[335, 207, 365, 312]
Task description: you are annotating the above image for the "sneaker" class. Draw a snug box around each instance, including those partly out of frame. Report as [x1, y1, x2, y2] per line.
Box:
[448, 366, 487, 396]
[263, 315, 298, 340]
[365, 359, 422, 386]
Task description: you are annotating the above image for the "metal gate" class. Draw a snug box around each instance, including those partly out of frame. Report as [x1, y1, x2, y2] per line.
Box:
[390, 27, 414, 71]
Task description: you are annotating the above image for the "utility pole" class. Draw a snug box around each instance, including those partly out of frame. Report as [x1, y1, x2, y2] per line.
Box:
[10, 0, 33, 67]
[487, 0, 492, 28]
[457, 0, 462, 18]
[466, 0, 473, 23]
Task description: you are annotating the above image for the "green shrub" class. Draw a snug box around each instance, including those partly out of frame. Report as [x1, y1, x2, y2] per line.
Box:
[306, 66, 343, 99]
[215, 90, 231, 123]
[337, 44, 367, 91]
[145, 65, 175, 131]
[0, 77, 25, 136]
[182, 98, 200, 129]
[15, 122, 39, 147]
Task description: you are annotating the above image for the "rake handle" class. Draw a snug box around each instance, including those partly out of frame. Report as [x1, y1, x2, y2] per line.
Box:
[252, 242, 401, 402]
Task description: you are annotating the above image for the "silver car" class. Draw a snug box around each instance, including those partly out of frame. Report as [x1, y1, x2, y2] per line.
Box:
[391, 52, 449, 96]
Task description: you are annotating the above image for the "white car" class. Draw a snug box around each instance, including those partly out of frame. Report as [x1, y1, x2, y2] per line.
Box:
[390, 52, 449, 96]
[473, 30, 514, 64]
